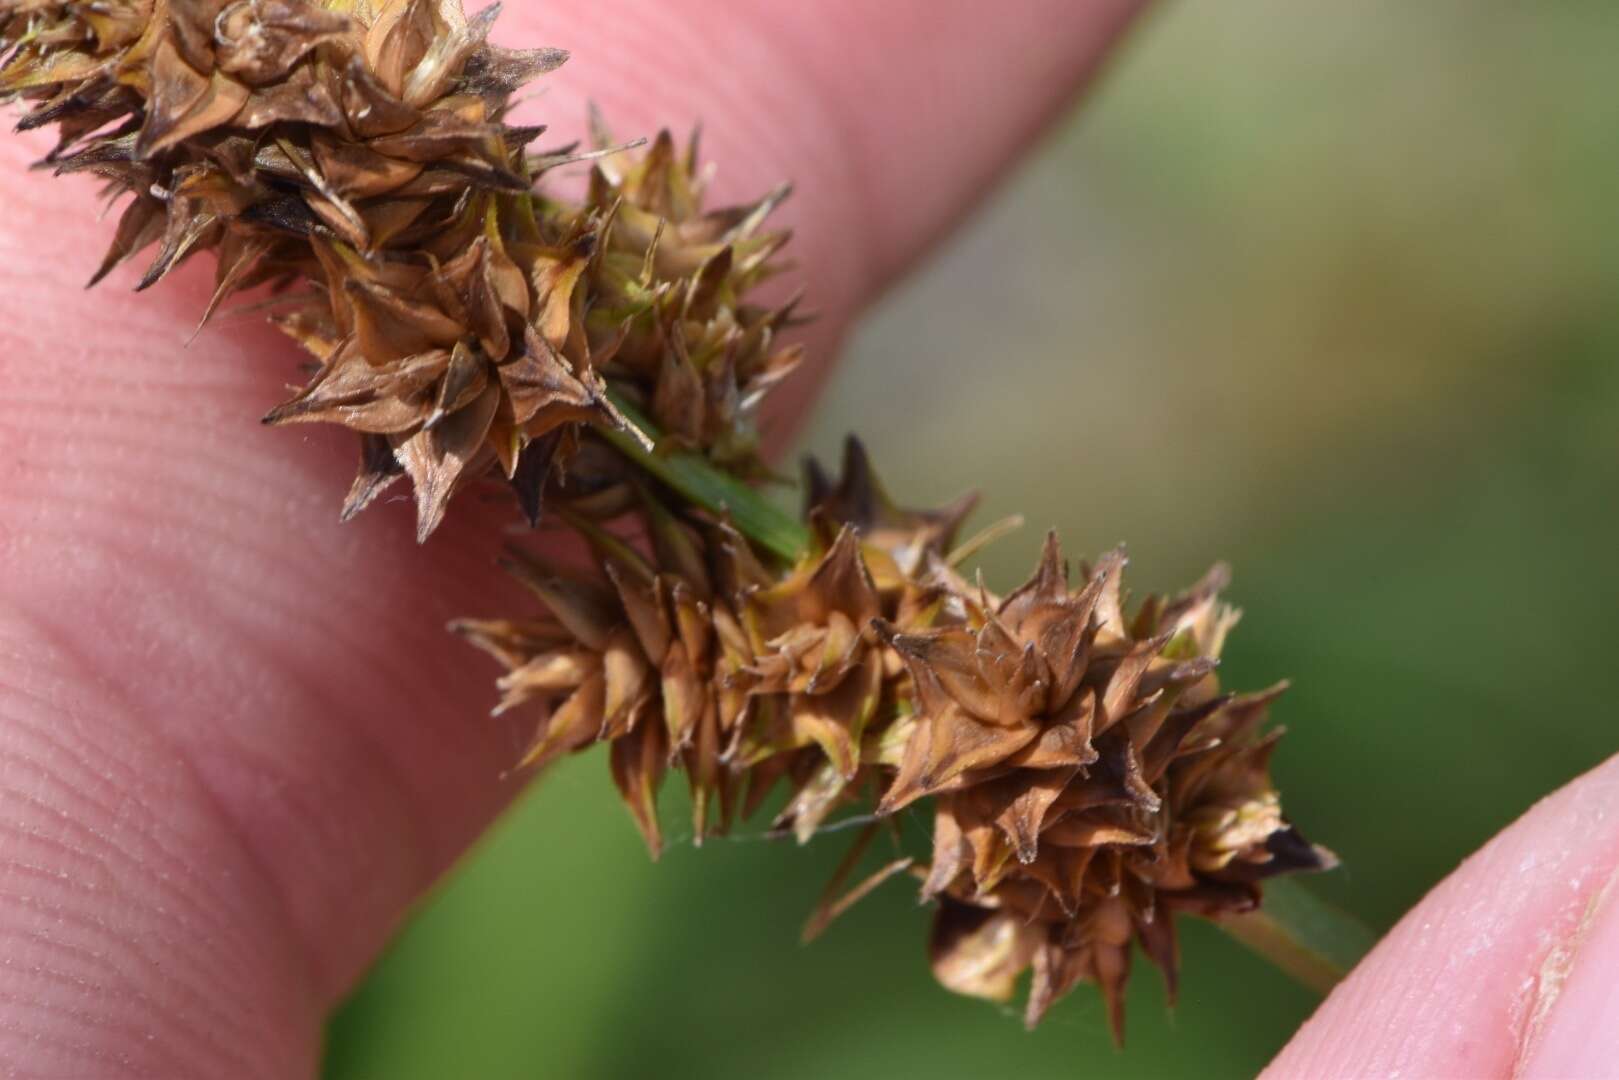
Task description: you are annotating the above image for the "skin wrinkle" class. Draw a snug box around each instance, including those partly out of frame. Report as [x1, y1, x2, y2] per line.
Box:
[0, 990, 141, 1077]
[0, 658, 316, 1075]
[181, 727, 432, 997]
[7, 509, 472, 996]
[5, 781, 270, 949]
[0, 615, 317, 959]
[1, 363, 515, 642]
[171, 740, 366, 1005]
[12, 417, 509, 666]
[0, 362, 537, 991]
[0, 907, 240, 1050]
[0, 658, 272, 970]
[0, 862, 199, 1005]
[0, 937, 117, 999]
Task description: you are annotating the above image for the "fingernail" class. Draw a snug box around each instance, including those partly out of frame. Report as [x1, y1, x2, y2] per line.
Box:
[1519, 865, 1619, 1078]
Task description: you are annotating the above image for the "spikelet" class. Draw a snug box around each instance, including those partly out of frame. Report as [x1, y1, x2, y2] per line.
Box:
[458, 440, 1336, 1041]
[451, 487, 946, 852]
[0, 0, 794, 538]
[894, 541, 1335, 1039]
[578, 121, 802, 474]
[452, 501, 768, 855]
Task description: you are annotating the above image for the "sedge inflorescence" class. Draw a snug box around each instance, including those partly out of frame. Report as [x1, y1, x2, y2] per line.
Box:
[2, 0, 1336, 1041]
[456, 438, 1336, 1038]
[1, 0, 797, 538]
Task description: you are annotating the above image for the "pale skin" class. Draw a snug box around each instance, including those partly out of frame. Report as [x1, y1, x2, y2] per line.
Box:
[0, 2, 1615, 1076]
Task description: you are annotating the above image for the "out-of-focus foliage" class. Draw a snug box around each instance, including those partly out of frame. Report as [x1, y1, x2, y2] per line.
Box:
[324, 2, 1619, 1076]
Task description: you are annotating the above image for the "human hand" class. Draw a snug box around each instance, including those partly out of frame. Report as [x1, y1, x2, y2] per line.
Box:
[1267, 753, 1619, 1078]
[6, 4, 1617, 1078]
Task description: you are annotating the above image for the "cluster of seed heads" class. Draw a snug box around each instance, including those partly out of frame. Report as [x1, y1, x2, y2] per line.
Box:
[1, 0, 1334, 1039]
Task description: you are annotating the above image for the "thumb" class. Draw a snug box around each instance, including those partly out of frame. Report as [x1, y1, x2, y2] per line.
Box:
[1265, 753, 1619, 1078]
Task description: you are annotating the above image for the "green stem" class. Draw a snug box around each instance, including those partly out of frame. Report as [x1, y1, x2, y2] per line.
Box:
[601, 387, 1376, 996]
[1219, 878, 1377, 994]
[599, 388, 810, 562]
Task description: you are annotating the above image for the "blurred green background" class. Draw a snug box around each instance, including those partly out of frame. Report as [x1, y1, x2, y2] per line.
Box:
[324, 2, 1619, 1076]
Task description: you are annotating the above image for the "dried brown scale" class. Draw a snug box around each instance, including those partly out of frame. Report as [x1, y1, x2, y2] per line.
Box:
[1, 0, 796, 538]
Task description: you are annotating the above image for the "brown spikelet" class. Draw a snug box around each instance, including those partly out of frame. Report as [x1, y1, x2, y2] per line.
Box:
[2, 0, 792, 539]
[899, 537, 1335, 1042]
[456, 441, 1336, 1040]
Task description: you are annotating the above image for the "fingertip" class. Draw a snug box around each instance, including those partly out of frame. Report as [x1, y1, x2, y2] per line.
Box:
[489, 0, 1148, 415]
[1265, 754, 1619, 1079]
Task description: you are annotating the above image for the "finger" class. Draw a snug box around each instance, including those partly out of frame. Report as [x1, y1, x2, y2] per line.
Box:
[511, 0, 1148, 429]
[520, 1, 1145, 307]
[1264, 753, 1619, 1078]
[0, 3, 1144, 1076]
